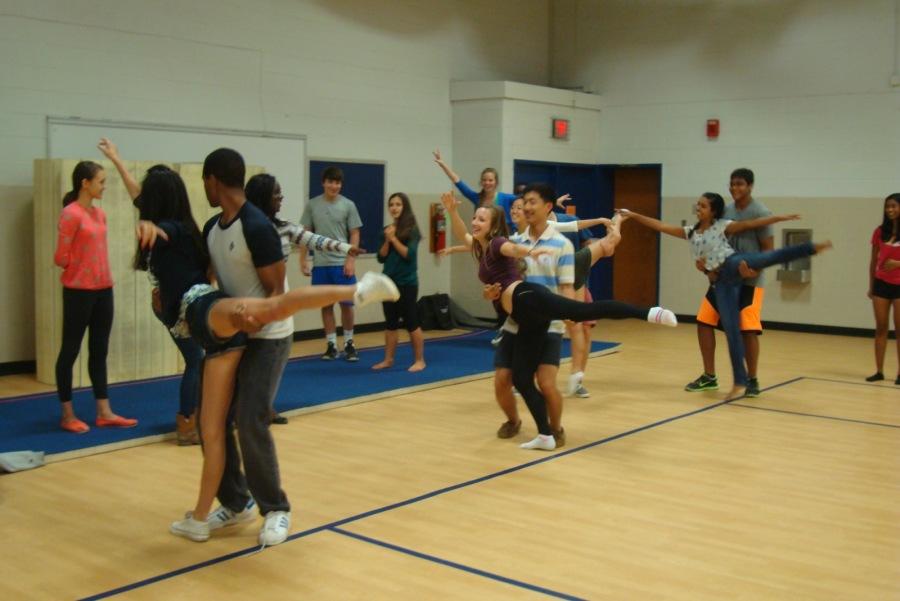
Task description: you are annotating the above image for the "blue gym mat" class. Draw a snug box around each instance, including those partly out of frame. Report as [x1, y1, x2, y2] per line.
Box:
[0, 330, 618, 456]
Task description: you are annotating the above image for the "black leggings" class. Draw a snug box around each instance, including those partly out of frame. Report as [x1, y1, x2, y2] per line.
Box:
[509, 283, 650, 435]
[55, 287, 114, 403]
[382, 284, 419, 332]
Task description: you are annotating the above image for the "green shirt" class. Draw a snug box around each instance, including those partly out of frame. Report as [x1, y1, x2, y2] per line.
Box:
[377, 227, 419, 286]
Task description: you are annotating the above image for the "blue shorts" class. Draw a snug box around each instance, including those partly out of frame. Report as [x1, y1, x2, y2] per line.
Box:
[311, 266, 357, 306]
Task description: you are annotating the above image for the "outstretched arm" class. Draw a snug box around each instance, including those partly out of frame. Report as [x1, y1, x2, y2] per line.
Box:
[441, 191, 473, 249]
[617, 208, 686, 239]
[286, 223, 358, 256]
[97, 138, 141, 202]
[432, 149, 460, 184]
[438, 245, 469, 257]
[725, 214, 799, 234]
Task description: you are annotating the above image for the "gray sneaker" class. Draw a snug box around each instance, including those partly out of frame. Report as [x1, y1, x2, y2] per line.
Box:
[207, 498, 256, 531]
[574, 385, 590, 398]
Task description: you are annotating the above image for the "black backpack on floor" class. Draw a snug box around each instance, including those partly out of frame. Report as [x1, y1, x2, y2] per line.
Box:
[417, 293, 453, 330]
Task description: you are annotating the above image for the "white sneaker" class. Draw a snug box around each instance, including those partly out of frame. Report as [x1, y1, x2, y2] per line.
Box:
[647, 307, 678, 327]
[519, 434, 556, 451]
[354, 272, 400, 307]
[566, 371, 584, 396]
[259, 510, 291, 547]
[207, 498, 256, 531]
[170, 512, 210, 542]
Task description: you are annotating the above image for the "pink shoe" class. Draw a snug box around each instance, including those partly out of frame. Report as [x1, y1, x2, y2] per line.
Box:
[61, 418, 90, 434]
[95, 415, 138, 428]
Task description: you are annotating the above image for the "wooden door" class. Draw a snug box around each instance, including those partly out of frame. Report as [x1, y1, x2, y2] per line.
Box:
[612, 167, 659, 307]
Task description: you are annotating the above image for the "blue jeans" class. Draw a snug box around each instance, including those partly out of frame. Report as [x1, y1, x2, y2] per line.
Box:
[171, 334, 204, 417]
[713, 242, 815, 386]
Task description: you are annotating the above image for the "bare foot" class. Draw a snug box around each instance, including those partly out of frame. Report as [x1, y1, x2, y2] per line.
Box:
[737, 260, 759, 279]
[724, 386, 746, 401]
[408, 361, 426, 372]
[372, 360, 393, 370]
[814, 240, 833, 253]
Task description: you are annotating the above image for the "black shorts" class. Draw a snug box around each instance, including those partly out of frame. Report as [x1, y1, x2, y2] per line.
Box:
[873, 278, 900, 300]
[574, 247, 591, 291]
[493, 331, 563, 369]
[184, 289, 247, 356]
[383, 284, 419, 331]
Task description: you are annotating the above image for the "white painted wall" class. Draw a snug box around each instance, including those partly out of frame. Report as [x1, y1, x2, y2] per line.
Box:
[552, 0, 900, 328]
[0, 0, 550, 363]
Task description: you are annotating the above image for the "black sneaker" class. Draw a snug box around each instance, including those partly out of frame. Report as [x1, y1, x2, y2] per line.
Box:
[685, 373, 718, 392]
[344, 341, 359, 362]
[321, 342, 338, 361]
[745, 377, 760, 398]
[866, 372, 885, 382]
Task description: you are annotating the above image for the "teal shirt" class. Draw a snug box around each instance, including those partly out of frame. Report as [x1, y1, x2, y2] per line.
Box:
[377, 227, 419, 286]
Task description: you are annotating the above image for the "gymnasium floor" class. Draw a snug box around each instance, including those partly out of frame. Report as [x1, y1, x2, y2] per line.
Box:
[1, 323, 898, 600]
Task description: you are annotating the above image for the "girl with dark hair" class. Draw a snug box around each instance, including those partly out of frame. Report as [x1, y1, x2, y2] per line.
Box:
[621, 193, 831, 399]
[442, 192, 676, 450]
[373, 192, 425, 372]
[54, 154, 137, 433]
[867, 193, 900, 384]
[100, 139, 203, 444]
[245, 172, 363, 423]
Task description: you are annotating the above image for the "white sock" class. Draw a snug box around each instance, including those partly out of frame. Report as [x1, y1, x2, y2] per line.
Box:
[647, 307, 678, 327]
[326, 332, 337, 345]
[566, 372, 583, 396]
[343, 329, 353, 344]
[519, 434, 556, 451]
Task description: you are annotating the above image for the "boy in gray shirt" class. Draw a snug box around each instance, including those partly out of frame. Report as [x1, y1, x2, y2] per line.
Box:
[299, 166, 363, 360]
[686, 168, 773, 397]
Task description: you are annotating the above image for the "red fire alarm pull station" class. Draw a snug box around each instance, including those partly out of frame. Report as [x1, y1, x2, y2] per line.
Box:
[552, 118, 570, 140]
[706, 119, 720, 139]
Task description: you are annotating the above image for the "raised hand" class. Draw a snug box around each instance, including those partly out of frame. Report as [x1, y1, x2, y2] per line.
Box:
[440, 191, 459, 212]
[432, 149, 444, 164]
[384, 224, 396, 240]
[555, 193, 571, 208]
[97, 137, 119, 161]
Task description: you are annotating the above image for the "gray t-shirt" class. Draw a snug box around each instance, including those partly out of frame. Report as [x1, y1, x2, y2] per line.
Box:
[300, 194, 363, 267]
[723, 198, 773, 287]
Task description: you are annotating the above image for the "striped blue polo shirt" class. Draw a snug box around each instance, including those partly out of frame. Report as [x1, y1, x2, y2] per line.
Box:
[502, 224, 575, 335]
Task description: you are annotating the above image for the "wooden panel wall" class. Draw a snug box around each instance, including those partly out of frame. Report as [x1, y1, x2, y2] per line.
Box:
[33, 159, 264, 387]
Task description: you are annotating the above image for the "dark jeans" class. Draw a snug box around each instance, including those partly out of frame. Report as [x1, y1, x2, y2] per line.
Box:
[214, 336, 291, 515]
[55, 287, 113, 403]
[714, 242, 815, 386]
[171, 334, 204, 417]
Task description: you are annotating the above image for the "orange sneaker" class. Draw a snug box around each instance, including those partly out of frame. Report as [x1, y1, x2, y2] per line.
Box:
[61, 418, 90, 434]
[96, 415, 138, 428]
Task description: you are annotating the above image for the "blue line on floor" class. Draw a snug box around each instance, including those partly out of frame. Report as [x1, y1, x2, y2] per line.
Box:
[729, 402, 900, 429]
[329, 527, 587, 600]
[801, 376, 900, 390]
[79, 376, 805, 600]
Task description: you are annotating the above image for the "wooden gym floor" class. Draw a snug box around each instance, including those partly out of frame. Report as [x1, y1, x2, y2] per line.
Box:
[0, 322, 898, 600]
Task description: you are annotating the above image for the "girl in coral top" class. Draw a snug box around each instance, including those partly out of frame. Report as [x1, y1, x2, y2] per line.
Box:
[867, 193, 900, 384]
[54, 160, 137, 433]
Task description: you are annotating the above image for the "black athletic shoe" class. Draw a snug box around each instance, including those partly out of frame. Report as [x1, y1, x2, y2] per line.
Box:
[895, 375, 900, 386]
[344, 341, 359, 362]
[271, 413, 288, 425]
[866, 372, 885, 382]
[745, 378, 760, 398]
[685, 373, 718, 392]
[322, 342, 338, 361]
